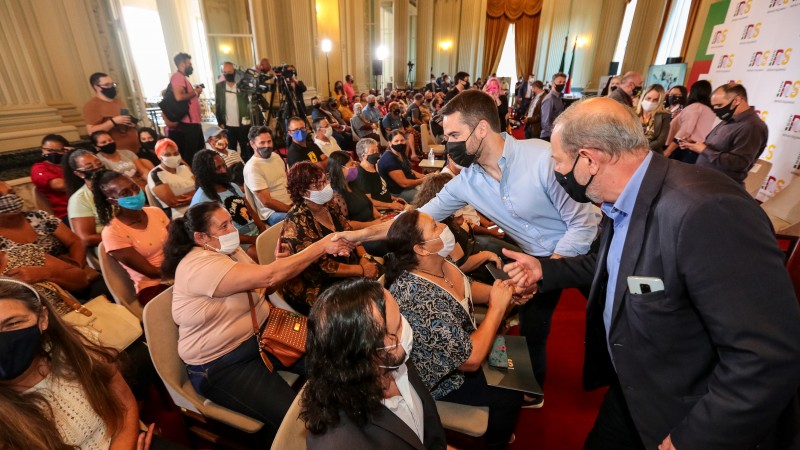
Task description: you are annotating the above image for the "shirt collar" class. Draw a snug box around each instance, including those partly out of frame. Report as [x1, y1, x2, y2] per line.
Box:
[731, 106, 756, 123]
[600, 152, 653, 219]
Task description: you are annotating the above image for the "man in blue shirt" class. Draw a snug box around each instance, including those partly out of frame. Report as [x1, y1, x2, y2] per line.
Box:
[340, 90, 601, 405]
[501, 98, 800, 449]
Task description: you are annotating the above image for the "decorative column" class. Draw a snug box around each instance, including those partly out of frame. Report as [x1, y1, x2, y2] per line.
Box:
[622, 0, 668, 74]
[393, 0, 409, 89]
[415, 0, 434, 88]
[0, 0, 78, 153]
[589, 0, 628, 90]
[456, 0, 486, 77]
[339, 0, 370, 93]
[288, 0, 319, 101]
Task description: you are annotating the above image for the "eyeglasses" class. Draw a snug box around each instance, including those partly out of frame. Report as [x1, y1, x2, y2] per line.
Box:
[96, 82, 117, 89]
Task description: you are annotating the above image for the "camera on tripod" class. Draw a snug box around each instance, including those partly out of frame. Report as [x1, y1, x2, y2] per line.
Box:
[272, 64, 296, 79]
[238, 68, 275, 94]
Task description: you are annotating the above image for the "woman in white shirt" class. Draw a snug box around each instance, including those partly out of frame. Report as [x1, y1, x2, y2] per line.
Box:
[146, 138, 195, 219]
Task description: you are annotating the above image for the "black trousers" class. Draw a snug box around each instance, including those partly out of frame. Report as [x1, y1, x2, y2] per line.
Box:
[226, 125, 252, 161]
[584, 382, 645, 450]
[518, 287, 562, 389]
[171, 122, 204, 164]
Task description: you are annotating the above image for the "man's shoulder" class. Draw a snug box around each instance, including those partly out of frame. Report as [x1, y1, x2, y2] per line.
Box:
[655, 159, 749, 213]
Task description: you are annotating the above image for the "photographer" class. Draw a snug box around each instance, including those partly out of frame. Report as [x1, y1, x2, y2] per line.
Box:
[83, 72, 139, 152]
[279, 65, 308, 127]
[215, 62, 253, 161]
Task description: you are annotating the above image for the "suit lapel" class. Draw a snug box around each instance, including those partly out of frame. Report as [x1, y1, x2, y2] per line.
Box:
[369, 366, 427, 450]
[609, 153, 669, 333]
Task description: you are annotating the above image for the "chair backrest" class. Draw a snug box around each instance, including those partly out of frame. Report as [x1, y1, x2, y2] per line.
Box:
[243, 185, 262, 220]
[349, 117, 361, 141]
[270, 385, 307, 450]
[32, 187, 55, 214]
[762, 177, 800, 231]
[144, 184, 161, 209]
[142, 287, 266, 433]
[420, 123, 436, 147]
[744, 160, 772, 198]
[97, 242, 143, 319]
[255, 220, 284, 265]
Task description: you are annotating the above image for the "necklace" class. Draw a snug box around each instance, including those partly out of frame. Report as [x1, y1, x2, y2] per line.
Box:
[414, 262, 454, 288]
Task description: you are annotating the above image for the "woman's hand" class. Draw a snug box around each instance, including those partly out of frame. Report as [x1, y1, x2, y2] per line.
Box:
[481, 251, 502, 268]
[6, 266, 48, 284]
[488, 279, 514, 311]
[321, 233, 354, 256]
[360, 259, 379, 278]
[137, 424, 154, 450]
[390, 201, 405, 211]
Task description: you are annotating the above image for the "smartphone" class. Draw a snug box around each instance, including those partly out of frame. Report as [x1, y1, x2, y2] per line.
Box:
[627, 276, 664, 294]
[485, 263, 510, 281]
[120, 108, 129, 115]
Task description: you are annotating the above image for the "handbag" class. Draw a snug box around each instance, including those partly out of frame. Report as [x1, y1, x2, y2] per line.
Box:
[158, 82, 189, 122]
[247, 291, 306, 372]
[61, 294, 142, 351]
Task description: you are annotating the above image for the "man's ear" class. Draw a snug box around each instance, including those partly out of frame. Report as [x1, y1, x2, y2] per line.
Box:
[580, 149, 603, 176]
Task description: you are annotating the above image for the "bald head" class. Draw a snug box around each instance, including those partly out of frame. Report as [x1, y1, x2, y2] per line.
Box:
[553, 98, 648, 159]
[619, 71, 644, 96]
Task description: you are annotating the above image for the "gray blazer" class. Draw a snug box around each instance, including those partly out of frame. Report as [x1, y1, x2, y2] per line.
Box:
[540, 153, 800, 449]
[306, 362, 447, 450]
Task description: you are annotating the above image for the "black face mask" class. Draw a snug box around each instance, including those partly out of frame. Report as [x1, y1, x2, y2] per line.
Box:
[256, 146, 273, 158]
[368, 101, 376, 107]
[224, 73, 236, 82]
[631, 86, 643, 97]
[329, 102, 338, 109]
[393, 109, 401, 115]
[100, 86, 117, 99]
[366, 153, 381, 165]
[463, 82, 471, 89]
[141, 141, 156, 151]
[80, 167, 103, 181]
[445, 126, 483, 168]
[391, 143, 406, 154]
[313, 103, 321, 108]
[668, 95, 684, 106]
[97, 142, 116, 154]
[214, 171, 231, 186]
[43, 153, 63, 165]
[0, 324, 41, 380]
[554, 84, 565, 93]
[610, 86, 618, 92]
[713, 99, 736, 122]
[184, 66, 194, 77]
[554, 157, 594, 204]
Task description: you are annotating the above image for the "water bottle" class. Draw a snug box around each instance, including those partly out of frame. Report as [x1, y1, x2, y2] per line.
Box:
[428, 148, 435, 164]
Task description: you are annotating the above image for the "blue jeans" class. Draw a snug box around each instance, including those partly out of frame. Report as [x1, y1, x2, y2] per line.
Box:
[396, 187, 420, 203]
[186, 331, 305, 432]
[266, 211, 287, 226]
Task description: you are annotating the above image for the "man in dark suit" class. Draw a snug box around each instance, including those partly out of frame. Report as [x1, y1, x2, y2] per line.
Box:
[503, 97, 800, 450]
[515, 75, 535, 116]
[523, 80, 545, 139]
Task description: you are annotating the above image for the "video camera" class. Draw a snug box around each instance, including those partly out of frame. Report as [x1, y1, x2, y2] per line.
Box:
[272, 64, 296, 79]
[238, 68, 275, 94]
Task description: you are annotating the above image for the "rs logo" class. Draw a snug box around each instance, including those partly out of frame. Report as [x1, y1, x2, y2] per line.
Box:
[741, 23, 760, 39]
[764, 144, 776, 161]
[777, 81, 800, 98]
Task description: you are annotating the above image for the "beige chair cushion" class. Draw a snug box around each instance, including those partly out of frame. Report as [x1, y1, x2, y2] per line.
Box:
[256, 220, 285, 266]
[271, 385, 307, 450]
[97, 242, 143, 319]
[744, 160, 772, 198]
[762, 176, 800, 231]
[435, 401, 489, 437]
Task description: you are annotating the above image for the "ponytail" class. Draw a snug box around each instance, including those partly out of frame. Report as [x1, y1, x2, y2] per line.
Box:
[383, 210, 423, 288]
[161, 202, 221, 279]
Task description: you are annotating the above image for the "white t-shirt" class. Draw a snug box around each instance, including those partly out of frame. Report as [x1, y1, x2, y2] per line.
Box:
[147, 164, 195, 219]
[225, 83, 240, 126]
[243, 154, 291, 220]
[97, 150, 138, 179]
[313, 137, 341, 156]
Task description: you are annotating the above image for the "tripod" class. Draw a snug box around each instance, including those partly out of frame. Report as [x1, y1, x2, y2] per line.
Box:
[265, 76, 311, 148]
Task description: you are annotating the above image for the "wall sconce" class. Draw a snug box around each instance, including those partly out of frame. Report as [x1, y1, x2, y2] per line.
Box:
[439, 40, 453, 51]
[376, 45, 389, 61]
[219, 44, 232, 54]
[576, 36, 589, 48]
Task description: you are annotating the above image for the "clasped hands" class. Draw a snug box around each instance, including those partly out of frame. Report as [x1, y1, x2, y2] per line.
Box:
[500, 249, 543, 301]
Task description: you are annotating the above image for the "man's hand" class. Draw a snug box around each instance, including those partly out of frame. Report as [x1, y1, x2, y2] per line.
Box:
[502, 248, 542, 294]
[325, 233, 356, 256]
[679, 139, 706, 154]
[658, 435, 677, 450]
[194, 85, 204, 95]
[112, 115, 133, 127]
[332, 230, 365, 247]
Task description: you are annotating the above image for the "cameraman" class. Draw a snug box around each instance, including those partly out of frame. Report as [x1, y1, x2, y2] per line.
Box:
[83, 72, 139, 152]
[280, 65, 308, 126]
[215, 62, 253, 161]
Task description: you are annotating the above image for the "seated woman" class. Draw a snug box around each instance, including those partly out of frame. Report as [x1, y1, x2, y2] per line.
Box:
[377, 131, 428, 203]
[0, 277, 145, 449]
[93, 170, 171, 305]
[351, 103, 382, 143]
[385, 211, 524, 449]
[337, 95, 354, 122]
[91, 130, 148, 188]
[64, 149, 105, 250]
[280, 162, 380, 315]
[147, 138, 195, 219]
[163, 201, 352, 434]
[190, 149, 265, 261]
[353, 138, 406, 211]
[635, 84, 672, 154]
[302, 278, 448, 449]
[382, 102, 420, 160]
[136, 127, 161, 168]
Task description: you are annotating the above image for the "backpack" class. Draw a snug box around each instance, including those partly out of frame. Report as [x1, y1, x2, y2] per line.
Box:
[158, 81, 189, 122]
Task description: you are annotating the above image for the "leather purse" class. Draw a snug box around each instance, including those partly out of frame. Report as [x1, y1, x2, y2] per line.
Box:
[61, 293, 142, 351]
[247, 291, 306, 372]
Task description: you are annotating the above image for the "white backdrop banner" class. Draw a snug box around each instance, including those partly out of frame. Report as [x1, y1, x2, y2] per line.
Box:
[702, 0, 800, 201]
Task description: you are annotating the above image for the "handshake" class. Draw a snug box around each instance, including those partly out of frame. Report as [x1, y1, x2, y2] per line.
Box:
[500, 248, 543, 297]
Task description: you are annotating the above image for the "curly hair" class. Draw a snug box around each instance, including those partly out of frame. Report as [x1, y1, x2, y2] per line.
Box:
[327, 151, 352, 194]
[301, 278, 402, 434]
[90, 169, 126, 226]
[287, 161, 325, 205]
[191, 149, 226, 203]
[384, 210, 424, 287]
[411, 172, 453, 208]
[161, 202, 222, 279]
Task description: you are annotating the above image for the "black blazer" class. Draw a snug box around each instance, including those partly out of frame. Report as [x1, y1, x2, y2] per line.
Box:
[539, 153, 800, 450]
[306, 362, 447, 450]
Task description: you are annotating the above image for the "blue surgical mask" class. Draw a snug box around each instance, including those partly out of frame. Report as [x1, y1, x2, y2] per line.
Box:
[291, 129, 308, 142]
[116, 189, 146, 210]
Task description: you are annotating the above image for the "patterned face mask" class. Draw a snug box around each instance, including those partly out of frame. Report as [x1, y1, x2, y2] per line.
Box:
[0, 194, 24, 214]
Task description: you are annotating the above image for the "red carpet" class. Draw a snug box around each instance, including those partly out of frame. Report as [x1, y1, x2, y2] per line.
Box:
[508, 288, 606, 450]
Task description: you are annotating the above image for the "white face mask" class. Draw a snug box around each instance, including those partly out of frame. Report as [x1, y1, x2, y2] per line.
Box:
[304, 183, 334, 205]
[322, 127, 333, 138]
[379, 314, 414, 369]
[422, 226, 456, 257]
[206, 230, 240, 255]
[161, 155, 181, 169]
[641, 99, 658, 112]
